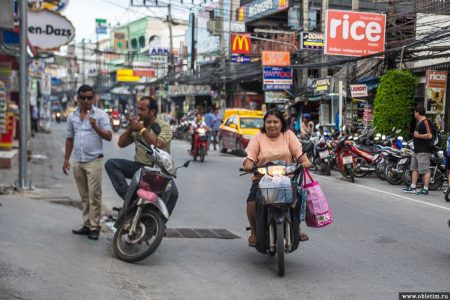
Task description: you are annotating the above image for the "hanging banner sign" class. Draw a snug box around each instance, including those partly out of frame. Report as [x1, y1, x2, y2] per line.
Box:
[116, 69, 140, 82]
[114, 32, 126, 50]
[263, 66, 292, 90]
[231, 54, 251, 63]
[238, 0, 289, 22]
[350, 84, 368, 97]
[313, 77, 331, 94]
[301, 32, 324, 50]
[167, 85, 211, 96]
[262, 51, 290, 66]
[28, 10, 75, 50]
[325, 9, 386, 57]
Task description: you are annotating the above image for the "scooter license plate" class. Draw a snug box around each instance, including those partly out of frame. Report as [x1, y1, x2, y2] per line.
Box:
[398, 158, 408, 165]
[343, 156, 353, 164]
[319, 151, 330, 159]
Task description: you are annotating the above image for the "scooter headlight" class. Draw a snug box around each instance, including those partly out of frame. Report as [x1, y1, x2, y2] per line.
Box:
[267, 165, 287, 176]
[257, 167, 267, 175]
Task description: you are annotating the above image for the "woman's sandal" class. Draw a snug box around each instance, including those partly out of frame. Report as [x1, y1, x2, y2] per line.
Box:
[299, 232, 309, 242]
[248, 236, 257, 247]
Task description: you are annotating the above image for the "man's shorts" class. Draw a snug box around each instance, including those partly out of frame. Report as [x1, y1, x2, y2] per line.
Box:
[445, 155, 450, 170]
[410, 153, 431, 174]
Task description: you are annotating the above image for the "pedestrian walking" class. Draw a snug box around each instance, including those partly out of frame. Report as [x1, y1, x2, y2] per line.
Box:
[402, 105, 433, 195]
[105, 96, 172, 200]
[63, 85, 112, 240]
[205, 107, 214, 151]
[211, 108, 222, 151]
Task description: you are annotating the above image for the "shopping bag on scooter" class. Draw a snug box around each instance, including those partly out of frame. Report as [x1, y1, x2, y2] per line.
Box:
[302, 169, 333, 228]
[297, 171, 307, 222]
[259, 174, 293, 204]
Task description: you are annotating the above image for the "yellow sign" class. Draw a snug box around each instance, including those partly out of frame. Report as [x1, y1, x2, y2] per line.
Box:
[238, 7, 245, 21]
[116, 69, 139, 82]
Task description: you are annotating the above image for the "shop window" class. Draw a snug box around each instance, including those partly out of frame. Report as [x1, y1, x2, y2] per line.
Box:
[308, 10, 321, 32]
[308, 69, 319, 79]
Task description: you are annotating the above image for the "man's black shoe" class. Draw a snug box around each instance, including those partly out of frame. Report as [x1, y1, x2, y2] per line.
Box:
[88, 230, 99, 240]
[72, 226, 91, 235]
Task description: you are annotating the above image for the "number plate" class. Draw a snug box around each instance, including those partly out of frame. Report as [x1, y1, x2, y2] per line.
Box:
[343, 156, 353, 164]
[398, 158, 407, 165]
[319, 150, 330, 159]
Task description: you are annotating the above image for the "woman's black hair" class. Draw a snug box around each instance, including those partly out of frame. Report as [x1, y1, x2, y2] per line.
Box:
[260, 108, 288, 133]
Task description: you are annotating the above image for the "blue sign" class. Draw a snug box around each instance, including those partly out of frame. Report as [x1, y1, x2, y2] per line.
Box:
[3, 30, 19, 45]
[96, 27, 107, 35]
[51, 77, 62, 86]
[231, 54, 251, 64]
[263, 66, 292, 90]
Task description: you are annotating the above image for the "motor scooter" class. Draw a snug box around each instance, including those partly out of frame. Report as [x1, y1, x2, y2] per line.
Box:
[190, 127, 208, 162]
[335, 135, 355, 182]
[238, 156, 305, 277]
[111, 117, 120, 132]
[112, 123, 190, 263]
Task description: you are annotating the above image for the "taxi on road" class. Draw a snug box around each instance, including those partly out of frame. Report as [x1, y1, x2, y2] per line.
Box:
[219, 109, 264, 154]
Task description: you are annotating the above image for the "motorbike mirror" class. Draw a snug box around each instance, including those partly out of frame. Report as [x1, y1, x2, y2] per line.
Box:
[398, 136, 404, 141]
[151, 123, 162, 136]
[183, 160, 190, 168]
[234, 149, 247, 157]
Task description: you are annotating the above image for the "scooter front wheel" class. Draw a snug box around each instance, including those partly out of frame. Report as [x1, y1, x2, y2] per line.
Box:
[276, 222, 285, 277]
[113, 209, 165, 263]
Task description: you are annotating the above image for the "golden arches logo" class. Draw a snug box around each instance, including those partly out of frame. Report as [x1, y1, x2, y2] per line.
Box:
[232, 34, 251, 54]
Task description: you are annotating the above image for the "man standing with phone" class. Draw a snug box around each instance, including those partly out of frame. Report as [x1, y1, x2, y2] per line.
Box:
[63, 85, 112, 240]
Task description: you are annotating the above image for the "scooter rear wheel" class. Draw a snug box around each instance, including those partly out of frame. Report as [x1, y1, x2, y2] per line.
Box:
[276, 222, 285, 277]
[113, 209, 165, 263]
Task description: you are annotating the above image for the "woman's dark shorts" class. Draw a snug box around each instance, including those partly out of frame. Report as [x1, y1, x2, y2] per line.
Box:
[446, 155, 450, 170]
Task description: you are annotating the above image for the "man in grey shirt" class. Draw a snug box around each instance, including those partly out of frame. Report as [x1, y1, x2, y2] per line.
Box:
[63, 85, 112, 240]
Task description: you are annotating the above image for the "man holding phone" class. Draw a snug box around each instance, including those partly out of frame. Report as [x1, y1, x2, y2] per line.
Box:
[63, 85, 112, 240]
[105, 96, 172, 201]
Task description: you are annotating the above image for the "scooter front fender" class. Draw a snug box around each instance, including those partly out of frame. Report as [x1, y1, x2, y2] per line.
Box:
[146, 197, 170, 221]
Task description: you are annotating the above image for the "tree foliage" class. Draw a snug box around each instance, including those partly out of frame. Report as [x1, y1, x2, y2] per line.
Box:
[373, 70, 417, 135]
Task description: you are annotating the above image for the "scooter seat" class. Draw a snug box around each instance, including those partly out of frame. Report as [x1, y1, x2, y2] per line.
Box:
[357, 145, 381, 154]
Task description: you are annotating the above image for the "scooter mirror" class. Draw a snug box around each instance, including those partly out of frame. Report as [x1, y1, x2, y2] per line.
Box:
[183, 160, 190, 168]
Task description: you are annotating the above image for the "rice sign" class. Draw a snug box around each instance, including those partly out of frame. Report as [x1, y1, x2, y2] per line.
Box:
[28, 10, 75, 50]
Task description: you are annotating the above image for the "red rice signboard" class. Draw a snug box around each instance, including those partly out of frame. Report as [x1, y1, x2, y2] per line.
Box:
[325, 9, 386, 57]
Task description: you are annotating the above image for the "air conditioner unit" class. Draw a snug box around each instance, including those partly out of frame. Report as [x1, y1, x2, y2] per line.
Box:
[207, 19, 223, 36]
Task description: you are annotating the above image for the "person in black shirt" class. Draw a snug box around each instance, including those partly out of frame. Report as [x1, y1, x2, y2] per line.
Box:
[402, 106, 433, 195]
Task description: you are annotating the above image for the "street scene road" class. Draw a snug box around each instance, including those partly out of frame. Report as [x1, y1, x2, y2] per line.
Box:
[1, 125, 449, 300]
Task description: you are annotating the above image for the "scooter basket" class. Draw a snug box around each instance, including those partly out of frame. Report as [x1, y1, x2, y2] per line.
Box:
[139, 170, 171, 194]
[258, 187, 293, 205]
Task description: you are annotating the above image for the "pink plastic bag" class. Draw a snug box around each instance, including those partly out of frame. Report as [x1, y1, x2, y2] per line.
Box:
[302, 169, 333, 228]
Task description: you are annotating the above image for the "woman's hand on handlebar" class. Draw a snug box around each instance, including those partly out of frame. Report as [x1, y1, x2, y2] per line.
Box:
[243, 158, 255, 172]
[301, 160, 312, 169]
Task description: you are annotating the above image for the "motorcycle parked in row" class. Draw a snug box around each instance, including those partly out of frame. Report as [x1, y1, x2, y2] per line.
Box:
[335, 135, 355, 182]
[314, 131, 333, 175]
[190, 127, 208, 162]
[239, 157, 304, 277]
[112, 123, 190, 263]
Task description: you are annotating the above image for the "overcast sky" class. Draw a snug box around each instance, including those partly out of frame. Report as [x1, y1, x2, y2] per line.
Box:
[62, 0, 189, 43]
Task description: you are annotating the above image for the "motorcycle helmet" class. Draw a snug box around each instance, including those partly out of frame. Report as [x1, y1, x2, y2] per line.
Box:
[303, 113, 312, 120]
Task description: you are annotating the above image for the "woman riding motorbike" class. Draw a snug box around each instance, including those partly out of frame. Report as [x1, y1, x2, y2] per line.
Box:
[243, 109, 312, 247]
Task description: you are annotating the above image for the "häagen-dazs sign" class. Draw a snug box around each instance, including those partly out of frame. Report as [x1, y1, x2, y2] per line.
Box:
[28, 10, 75, 50]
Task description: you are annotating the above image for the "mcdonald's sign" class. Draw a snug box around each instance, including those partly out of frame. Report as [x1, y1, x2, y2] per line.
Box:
[231, 33, 251, 55]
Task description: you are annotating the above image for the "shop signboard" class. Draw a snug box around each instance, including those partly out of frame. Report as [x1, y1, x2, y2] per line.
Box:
[28, 0, 69, 11]
[116, 69, 140, 82]
[263, 66, 292, 90]
[28, 10, 75, 50]
[425, 70, 448, 113]
[231, 33, 251, 55]
[133, 69, 156, 77]
[265, 91, 289, 103]
[231, 54, 251, 63]
[301, 32, 324, 50]
[262, 51, 290, 66]
[238, 0, 289, 23]
[350, 84, 368, 98]
[325, 9, 386, 57]
[313, 77, 331, 94]
[167, 85, 211, 97]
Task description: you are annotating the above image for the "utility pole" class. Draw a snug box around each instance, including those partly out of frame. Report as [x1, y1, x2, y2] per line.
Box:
[301, 0, 309, 92]
[167, 3, 175, 77]
[18, 0, 30, 189]
[82, 39, 86, 85]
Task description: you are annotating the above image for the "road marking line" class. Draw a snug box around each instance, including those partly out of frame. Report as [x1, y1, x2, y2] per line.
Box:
[319, 176, 450, 212]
